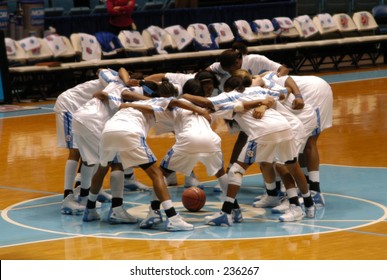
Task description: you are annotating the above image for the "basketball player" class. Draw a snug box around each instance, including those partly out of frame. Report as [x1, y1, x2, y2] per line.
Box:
[181, 77, 315, 225]
[83, 79, 210, 231]
[158, 79, 232, 220]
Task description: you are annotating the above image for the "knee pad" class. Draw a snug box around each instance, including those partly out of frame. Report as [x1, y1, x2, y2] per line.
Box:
[228, 163, 246, 186]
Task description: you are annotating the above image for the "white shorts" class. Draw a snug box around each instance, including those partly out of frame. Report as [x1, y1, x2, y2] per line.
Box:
[55, 112, 78, 149]
[238, 129, 297, 164]
[99, 131, 157, 169]
[160, 149, 224, 176]
[72, 120, 100, 165]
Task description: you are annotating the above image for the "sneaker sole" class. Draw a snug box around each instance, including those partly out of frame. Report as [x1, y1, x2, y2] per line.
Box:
[139, 218, 162, 229]
[166, 226, 194, 232]
[206, 222, 231, 227]
[82, 217, 100, 222]
[108, 218, 138, 224]
[61, 208, 84, 215]
[279, 214, 305, 222]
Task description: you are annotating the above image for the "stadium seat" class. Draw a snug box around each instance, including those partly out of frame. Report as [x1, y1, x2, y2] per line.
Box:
[142, 25, 175, 54]
[251, 19, 277, 45]
[142, 1, 164, 11]
[44, 7, 65, 17]
[187, 23, 218, 51]
[293, 15, 321, 40]
[44, 34, 77, 62]
[208, 22, 235, 49]
[332, 13, 360, 37]
[372, 5, 387, 34]
[313, 13, 342, 39]
[5, 37, 28, 66]
[70, 33, 102, 61]
[91, 4, 107, 14]
[118, 30, 150, 57]
[272, 17, 300, 43]
[95, 31, 125, 59]
[68, 7, 91, 15]
[164, 25, 194, 52]
[352, 11, 379, 36]
[18, 36, 54, 64]
[232, 19, 260, 45]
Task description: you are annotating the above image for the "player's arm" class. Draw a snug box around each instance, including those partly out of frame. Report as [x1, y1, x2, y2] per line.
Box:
[121, 89, 151, 102]
[179, 93, 215, 110]
[235, 96, 275, 112]
[144, 73, 166, 83]
[93, 90, 109, 101]
[119, 68, 140, 87]
[277, 65, 290, 77]
[284, 77, 304, 110]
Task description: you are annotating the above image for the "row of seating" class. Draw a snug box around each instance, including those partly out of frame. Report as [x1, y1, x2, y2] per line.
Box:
[5, 10, 383, 65]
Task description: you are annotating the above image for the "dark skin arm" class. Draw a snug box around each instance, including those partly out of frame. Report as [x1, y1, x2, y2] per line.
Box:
[144, 73, 166, 83]
[240, 96, 275, 111]
[121, 89, 151, 102]
[179, 93, 215, 111]
[284, 76, 304, 110]
[277, 65, 290, 77]
[119, 67, 140, 87]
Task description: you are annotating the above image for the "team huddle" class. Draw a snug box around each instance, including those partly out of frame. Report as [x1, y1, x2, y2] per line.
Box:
[54, 42, 333, 232]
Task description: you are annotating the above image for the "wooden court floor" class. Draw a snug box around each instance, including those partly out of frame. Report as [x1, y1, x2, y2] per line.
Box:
[0, 65, 386, 260]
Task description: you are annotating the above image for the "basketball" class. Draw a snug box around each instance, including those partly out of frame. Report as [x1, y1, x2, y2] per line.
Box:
[182, 186, 206, 212]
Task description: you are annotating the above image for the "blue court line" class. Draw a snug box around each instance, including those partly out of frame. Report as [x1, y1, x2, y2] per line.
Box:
[320, 69, 387, 84]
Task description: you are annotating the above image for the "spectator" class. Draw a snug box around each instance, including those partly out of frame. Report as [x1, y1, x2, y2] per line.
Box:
[106, 0, 136, 35]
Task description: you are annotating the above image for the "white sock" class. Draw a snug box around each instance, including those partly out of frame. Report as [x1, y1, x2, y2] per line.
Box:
[64, 159, 78, 191]
[217, 174, 228, 194]
[110, 170, 124, 198]
[225, 196, 235, 204]
[308, 171, 319, 182]
[80, 164, 96, 190]
[161, 200, 173, 210]
[265, 181, 276, 191]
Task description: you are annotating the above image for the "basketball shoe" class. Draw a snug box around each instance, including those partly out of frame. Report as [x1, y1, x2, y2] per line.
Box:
[61, 193, 85, 215]
[278, 205, 305, 222]
[252, 195, 281, 208]
[82, 207, 100, 222]
[205, 211, 232, 226]
[165, 214, 194, 231]
[139, 207, 163, 229]
[108, 206, 138, 224]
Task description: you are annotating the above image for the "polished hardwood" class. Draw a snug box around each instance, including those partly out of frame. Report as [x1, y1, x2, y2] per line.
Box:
[0, 66, 387, 260]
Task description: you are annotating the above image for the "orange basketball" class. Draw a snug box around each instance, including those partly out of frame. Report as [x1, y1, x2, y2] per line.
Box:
[182, 186, 206, 212]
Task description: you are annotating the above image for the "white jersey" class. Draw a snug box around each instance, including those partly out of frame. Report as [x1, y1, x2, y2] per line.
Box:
[209, 54, 282, 91]
[98, 68, 120, 87]
[72, 82, 125, 137]
[165, 72, 195, 87]
[273, 75, 333, 132]
[102, 97, 173, 151]
[53, 79, 104, 113]
[209, 88, 292, 141]
[165, 72, 195, 96]
[263, 73, 318, 138]
[171, 99, 221, 154]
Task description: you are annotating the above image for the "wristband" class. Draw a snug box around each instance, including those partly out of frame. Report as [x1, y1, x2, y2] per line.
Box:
[294, 94, 303, 99]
